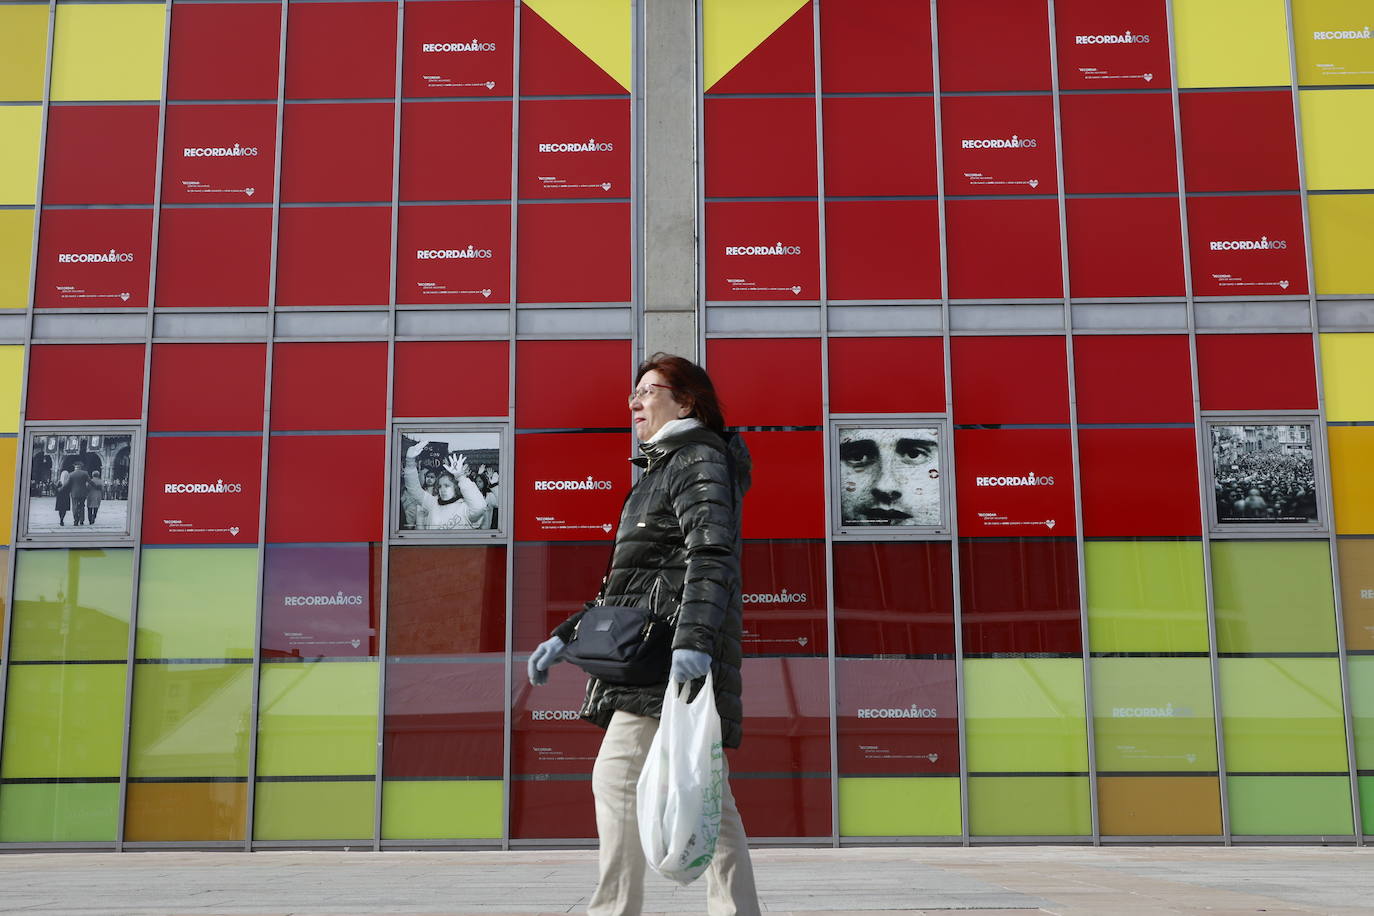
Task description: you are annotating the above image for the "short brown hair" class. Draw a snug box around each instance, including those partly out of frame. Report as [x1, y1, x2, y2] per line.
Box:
[635, 353, 727, 435]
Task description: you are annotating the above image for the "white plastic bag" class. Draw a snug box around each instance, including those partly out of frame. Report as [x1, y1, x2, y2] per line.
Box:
[636, 672, 724, 885]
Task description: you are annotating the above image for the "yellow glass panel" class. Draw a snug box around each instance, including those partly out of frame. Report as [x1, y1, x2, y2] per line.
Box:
[0, 106, 42, 205]
[1293, 0, 1374, 84]
[1320, 333, 1374, 421]
[0, 346, 22, 432]
[0, 438, 15, 545]
[51, 4, 166, 102]
[1310, 194, 1374, 295]
[0, 210, 34, 309]
[1329, 427, 1374, 534]
[0, 6, 49, 102]
[1174, 0, 1292, 88]
[1300, 90, 1374, 190]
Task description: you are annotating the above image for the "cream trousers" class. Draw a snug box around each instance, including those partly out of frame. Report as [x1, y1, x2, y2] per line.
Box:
[587, 709, 761, 916]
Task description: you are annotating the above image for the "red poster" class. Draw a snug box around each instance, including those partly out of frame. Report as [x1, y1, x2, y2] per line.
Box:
[285, 1, 398, 100]
[739, 540, 828, 657]
[1187, 195, 1308, 296]
[35, 209, 152, 308]
[43, 106, 159, 205]
[941, 95, 1057, 195]
[1059, 92, 1178, 194]
[820, 0, 933, 93]
[168, 2, 282, 101]
[704, 97, 818, 198]
[823, 97, 936, 197]
[518, 100, 629, 199]
[142, 436, 263, 544]
[261, 543, 381, 657]
[825, 200, 941, 301]
[1054, 0, 1172, 88]
[739, 431, 825, 540]
[516, 202, 629, 303]
[835, 658, 958, 775]
[705, 201, 819, 301]
[955, 429, 1076, 536]
[162, 105, 277, 203]
[280, 103, 394, 204]
[396, 204, 510, 304]
[514, 433, 630, 541]
[402, 0, 514, 97]
[156, 208, 272, 308]
[400, 100, 513, 201]
[730, 657, 831, 777]
[1078, 428, 1201, 537]
[510, 666, 604, 777]
[936, 0, 1052, 92]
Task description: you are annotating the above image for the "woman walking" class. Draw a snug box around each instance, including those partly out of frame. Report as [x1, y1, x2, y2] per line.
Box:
[527, 353, 760, 916]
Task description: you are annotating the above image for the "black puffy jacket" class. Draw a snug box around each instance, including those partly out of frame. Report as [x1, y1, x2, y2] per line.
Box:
[552, 424, 752, 748]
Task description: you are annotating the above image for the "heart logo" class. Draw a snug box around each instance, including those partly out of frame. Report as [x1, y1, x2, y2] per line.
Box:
[1046, 518, 1056, 528]
[485, 81, 495, 89]
[120, 292, 130, 301]
[481, 288, 492, 298]
[790, 286, 802, 294]
[1028, 178, 1039, 188]
[245, 187, 255, 197]
[798, 636, 809, 647]
[601, 182, 611, 191]
[229, 526, 240, 536]
[350, 639, 360, 649]
[1279, 280, 1289, 289]
[601, 523, 613, 533]
[1186, 753, 1197, 763]
[927, 753, 939, 762]
[1143, 73, 1154, 82]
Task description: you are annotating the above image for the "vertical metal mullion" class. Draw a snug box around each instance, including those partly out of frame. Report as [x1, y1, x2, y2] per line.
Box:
[502, 0, 521, 852]
[1283, 0, 1364, 845]
[694, 0, 705, 364]
[927, 0, 969, 847]
[243, 0, 291, 851]
[1165, 0, 1231, 844]
[114, 0, 174, 852]
[631, 0, 642, 362]
[371, 0, 406, 851]
[1044, 0, 1099, 845]
[0, 0, 56, 816]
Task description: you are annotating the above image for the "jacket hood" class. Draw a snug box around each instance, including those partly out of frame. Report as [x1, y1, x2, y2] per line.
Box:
[634, 426, 752, 495]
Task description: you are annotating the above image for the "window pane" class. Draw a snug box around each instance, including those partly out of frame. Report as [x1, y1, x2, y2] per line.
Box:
[124, 783, 246, 843]
[0, 782, 118, 843]
[253, 781, 375, 841]
[1227, 775, 1354, 836]
[960, 539, 1081, 655]
[1219, 658, 1349, 772]
[1085, 540, 1209, 653]
[381, 780, 501, 840]
[382, 660, 503, 779]
[964, 658, 1088, 773]
[836, 658, 958, 775]
[838, 777, 960, 838]
[1339, 538, 1374, 651]
[256, 662, 380, 777]
[1098, 776, 1222, 836]
[10, 548, 133, 662]
[262, 544, 381, 659]
[136, 548, 257, 660]
[388, 545, 506, 656]
[1212, 541, 1337, 654]
[969, 776, 1090, 836]
[740, 540, 827, 657]
[833, 541, 954, 657]
[1091, 657, 1218, 772]
[1, 663, 126, 778]
[129, 663, 253, 778]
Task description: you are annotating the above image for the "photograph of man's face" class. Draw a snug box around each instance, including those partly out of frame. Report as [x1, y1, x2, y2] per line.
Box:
[838, 427, 942, 527]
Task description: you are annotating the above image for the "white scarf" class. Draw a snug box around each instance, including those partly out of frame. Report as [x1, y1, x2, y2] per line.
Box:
[648, 416, 702, 443]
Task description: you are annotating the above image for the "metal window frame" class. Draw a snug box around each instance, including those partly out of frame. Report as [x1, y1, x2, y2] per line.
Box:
[826, 415, 953, 541]
[16, 424, 142, 545]
[1198, 415, 1331, 538]
[386, 421, 511, 541]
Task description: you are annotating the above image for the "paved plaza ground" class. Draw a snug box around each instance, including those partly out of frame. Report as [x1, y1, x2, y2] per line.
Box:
[0, 845, 1370, 915]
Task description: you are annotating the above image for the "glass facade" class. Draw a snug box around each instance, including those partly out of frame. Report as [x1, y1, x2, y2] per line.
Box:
[0, 0, 1370, 848]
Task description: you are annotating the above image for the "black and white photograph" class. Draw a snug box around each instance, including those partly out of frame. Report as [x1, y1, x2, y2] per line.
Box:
[396, 429, 502, 534]
[24, 431, 134, 537]
[1210, 423, 1320, 526]
[836, 425, 943, 530]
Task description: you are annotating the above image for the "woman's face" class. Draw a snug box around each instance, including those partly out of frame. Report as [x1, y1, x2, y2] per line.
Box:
[436, 473, 457, 501]
[421, 469, 437, 490]
[630, 369, 687, 442]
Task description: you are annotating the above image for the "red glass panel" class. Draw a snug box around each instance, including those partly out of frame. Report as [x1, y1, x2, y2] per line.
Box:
[34, 208, 152, 308]
[519, 4, 625, 97]
[513, 433, 631, 541]
[707, 338, 822, 427]
[1196, 334, 1318, 410]
[1186, 195, 1308, 297]
[285, 1, 398, 100]
[148, 343, 266, 432]
[952, 336, 1068, 424]
[731, 775, 831, 838]
[394, 341, 508, 419]
[705, 201, 820, 302]
[945, 199, 1063, 299]
[1059, 93, 1177, 193]
[509, 650, 602, 836]
[1066, 196, 1185, 298]
[510, 779, 597, 839]
[156, 208, 272, 308]
[820, 0, 932, 92]
[265, 435, 386, 542]
[516, 340, 630, 430]
[1073, 335, 1193, 424]
[402, 0, 514, 97]
[825, 200, 941, 301]
[1054, 0, 1172, 89]
[1079, 428, 1202, 536]
[936, 0, 1052, 91]
[1181, 91, 1299, 192]
[707, 3, 814, 95]
[740, 431, 825, 540]
[941, 95, 1057, 196]
[275, 206, 392, 306]
[833, 541, 955, 657]
[168, 2, 282, 101]
[828, 337, 945, 415]
[280, 103, 395, 203]
[396, 204, 510, 304]
[516, 202, 630, 303]
[959, 538, 1081, 654]
[836, 658, 959, 775]
[261, 543, 382, 657]
[518, 99, 630, 199]
[955, 429, 1077, 537]
[271, 342, 388, 432]
[705, 98, 817, 199]
[161, 104, 276, 204]
[43, 106, 159, 205]
[142, 436, 263, 544]
[384, 660, 504, 778]
[388, 545, 506, 655]
[27, 344, 145, 420]
[400, 100, 512, 201]
[739, 540, 827, 657]
[512, 542, 611, 649]
[823, 97, 936, 198]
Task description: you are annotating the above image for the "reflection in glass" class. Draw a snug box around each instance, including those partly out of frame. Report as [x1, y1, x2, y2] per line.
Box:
[1085, 539, 1208, 653]
[1212, 540, 1337, 653]
[964, 658, 1087, 773]
[1091, 657, 1217, 772]
[2, 663, 126, 778]
[969, 776, 1090, 836]
[960, 539, 1080, 654]
[383, 660, 503, 779]
[136, 547, 257, 659]
[511, 541, 608, 650]
[834, 541, 954, 656]
[255, 661, 379, 777]
[1337, 538, 1374, 651]
[1219, 658, 1349, 773]
[387, 545, 505, 655]
[124, 783, 247, 842]
[261, 544, 380, 658]
[10, 548, 133, 661]
[835, 658, 957, 775]
[129, 663, 252, 778]
[740, 540, 827, 656]
[1098, 776, 1222, 836]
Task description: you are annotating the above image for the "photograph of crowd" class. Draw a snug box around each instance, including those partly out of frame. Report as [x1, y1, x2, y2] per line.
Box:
[25, 432, 134, 537]
[836, 426, 943, 529]
[397, 430, 502, 534]
[1211, 423, 1320, 526]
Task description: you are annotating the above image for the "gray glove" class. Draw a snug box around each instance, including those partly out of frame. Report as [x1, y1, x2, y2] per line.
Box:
[670, 648, 711, 683]
[527, 636, 565, 686]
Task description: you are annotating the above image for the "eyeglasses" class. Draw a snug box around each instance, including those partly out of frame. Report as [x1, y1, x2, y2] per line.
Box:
[628, 383, 676, 405]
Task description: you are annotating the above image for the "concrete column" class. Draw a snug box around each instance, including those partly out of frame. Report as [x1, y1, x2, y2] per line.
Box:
[639, 0, 698, 362]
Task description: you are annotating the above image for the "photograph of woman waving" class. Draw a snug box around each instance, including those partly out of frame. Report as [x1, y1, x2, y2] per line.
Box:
[401, 439, 493, 530]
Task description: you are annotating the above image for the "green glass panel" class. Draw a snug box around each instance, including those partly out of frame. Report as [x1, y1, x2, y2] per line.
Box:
[968, 776, 1091, 836]
[381, 780, 502, 840]
[1085, 540, 1209, 652]
[129, 663, 253, 778]
[1361, 776, 1374, 836]
[838, 777, 961, 837]
[1220, 658, 1349, 772]
[1227, 775, 1354, 836]
[256, 661, 379, 777]
[1351, 656, 1374, 768]
[136, 547, 258, 659]
[253, 780, 375, 841]
[9, 548, 133, 661]
[964, 659, 1088, 772]
[1, 663, 125, 778]
[0, 782, 118, 842]
[1092, 657, 1218, 772]
[1212, 541, 1337, 653]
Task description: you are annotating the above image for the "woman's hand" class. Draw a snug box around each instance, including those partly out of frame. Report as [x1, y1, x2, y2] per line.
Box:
[443, 452, 467, 479]
[405, 441, 425, 461]
[527, 636, 566, 686]
[670, 649, 711, 683]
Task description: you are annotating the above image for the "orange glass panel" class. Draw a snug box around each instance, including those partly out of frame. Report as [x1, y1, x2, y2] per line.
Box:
[1338, 538, 1374, 651]
[123, 782, 246, 842]
[1329, 426, 1374, 534]
[1097, 776, 1222, 836]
